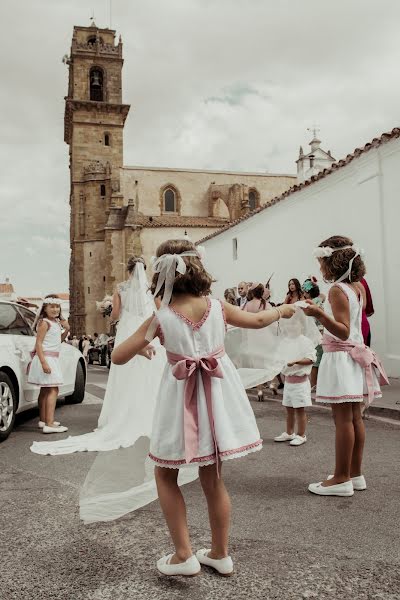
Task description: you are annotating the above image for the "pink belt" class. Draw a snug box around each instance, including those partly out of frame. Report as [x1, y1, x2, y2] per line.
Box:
[167, 345, 225, 475]
[285, 375, 309, 384]
[322, 334, 389, 407]
[27, 351, 60, 374]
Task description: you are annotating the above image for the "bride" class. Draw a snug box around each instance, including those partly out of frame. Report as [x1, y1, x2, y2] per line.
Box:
[30, 256, 166, 455]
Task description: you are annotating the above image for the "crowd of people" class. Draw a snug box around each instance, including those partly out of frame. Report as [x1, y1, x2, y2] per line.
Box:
[26, 235, 386, 578]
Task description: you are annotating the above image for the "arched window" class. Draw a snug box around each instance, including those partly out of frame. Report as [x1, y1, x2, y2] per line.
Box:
[90, 67, 104, 102]
[248, 189, 259, 211]
[104, 133, 110, 146]
[100, 184, 106, 197]
[164, 188, 176, 212]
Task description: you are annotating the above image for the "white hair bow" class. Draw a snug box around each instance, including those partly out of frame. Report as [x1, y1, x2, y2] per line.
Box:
[152, 251, 199, 307]
[312, 244, 365, 283]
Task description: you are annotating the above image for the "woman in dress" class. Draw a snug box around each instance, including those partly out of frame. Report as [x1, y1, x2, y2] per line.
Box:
[284, 278, 304, 304]
[30, 256, 166, 455]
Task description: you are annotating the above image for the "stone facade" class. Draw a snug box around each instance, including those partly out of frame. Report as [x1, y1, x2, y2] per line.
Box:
[66, 23, 296, 335]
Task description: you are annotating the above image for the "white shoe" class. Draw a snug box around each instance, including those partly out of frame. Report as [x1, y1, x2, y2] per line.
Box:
[328, 474, 367, 491]
[196, 549, 234, 576]
[308, 481, 354, 496]
[38, 421, 60, 428]
[274, 432, 296, 442]
[42, 425, 68, 434]
[290, 434, 307, 446]
[157, 554, 201, 577]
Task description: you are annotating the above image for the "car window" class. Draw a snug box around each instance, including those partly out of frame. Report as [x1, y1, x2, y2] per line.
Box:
[0, 304, 32, 336]
[16, 306, 36, 332]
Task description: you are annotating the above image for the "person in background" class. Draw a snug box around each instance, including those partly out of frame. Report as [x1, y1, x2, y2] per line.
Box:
[284, 279, 304, 304]
[82, 336, 91, 363]
[356, 278, 374, 346]
[236, 281, 249, 308]
[71, 335, 79, 349]
[244, 283, 271, 400]
[93, 332, 99, 347]
[224, 288, 237, 306]
[302, 278, 324, 390]
[78, 336, 84, 353]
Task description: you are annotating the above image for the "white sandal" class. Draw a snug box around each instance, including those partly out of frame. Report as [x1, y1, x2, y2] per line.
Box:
[157, 554, 201, 577]
[196, 549, 234, 576]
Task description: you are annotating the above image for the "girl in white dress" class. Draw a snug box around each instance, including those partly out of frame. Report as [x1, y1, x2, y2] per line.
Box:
[28, 296, 70, 434]
[274, 310, 319, 447]
[112, 239, 295, 577]
[303, 236, 388, 497]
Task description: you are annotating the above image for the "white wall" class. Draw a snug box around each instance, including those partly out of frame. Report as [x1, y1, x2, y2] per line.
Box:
[202, 138, 400, 376]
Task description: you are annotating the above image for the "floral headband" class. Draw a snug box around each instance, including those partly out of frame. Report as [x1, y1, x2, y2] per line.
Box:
[312, 244, 365, 283]
[42, 297, 62, 305]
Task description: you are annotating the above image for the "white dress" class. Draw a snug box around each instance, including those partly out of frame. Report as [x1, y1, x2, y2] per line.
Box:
[281, 338, 316, 409]
[149, 298, 262, 468]
[28, 319, 63, 387]
[316, 283, 382, 404]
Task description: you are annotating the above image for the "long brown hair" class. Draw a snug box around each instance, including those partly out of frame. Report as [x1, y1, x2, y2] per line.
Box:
[247, 284, 266, 310]
[150, 239, 214, 298]
[287, 278, 303, 300]
[35, 294, 63, 330]
[318, 236, 366, 283]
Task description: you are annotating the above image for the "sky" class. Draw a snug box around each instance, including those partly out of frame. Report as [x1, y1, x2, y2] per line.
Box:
[1, 0, 400, 296]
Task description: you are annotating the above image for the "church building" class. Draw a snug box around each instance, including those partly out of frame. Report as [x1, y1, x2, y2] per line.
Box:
[65, 23, 296, 334]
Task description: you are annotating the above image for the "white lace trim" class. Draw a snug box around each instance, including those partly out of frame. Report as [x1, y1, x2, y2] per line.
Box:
[148, 443, 262, 469]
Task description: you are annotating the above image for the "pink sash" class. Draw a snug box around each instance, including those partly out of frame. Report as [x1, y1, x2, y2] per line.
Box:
[27, 351, 60, 374]
[285, 374, 309, 384]
[167, 346, 225, 474]
[322, 334, 389, 406]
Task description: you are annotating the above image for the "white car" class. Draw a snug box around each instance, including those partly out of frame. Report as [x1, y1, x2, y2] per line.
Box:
[0, 300, 86, 442]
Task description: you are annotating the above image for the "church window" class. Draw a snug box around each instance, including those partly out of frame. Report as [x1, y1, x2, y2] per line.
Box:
[104, 133, 110, 146]
[90, 67, 104, 102]
[88, 287, 91, 294]
[87, 36, 97, 45]
[248, 188, 259, 211]
[233, 238, 238, 260]
[164, 188, 176, 212]
[100, 184, 106, 197]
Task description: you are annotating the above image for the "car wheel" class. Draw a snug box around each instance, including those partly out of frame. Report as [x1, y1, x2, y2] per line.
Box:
[0, 372, 17, 443]
[66, 362, 86, 405]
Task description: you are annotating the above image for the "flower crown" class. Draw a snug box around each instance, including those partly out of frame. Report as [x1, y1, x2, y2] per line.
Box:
[42, 297, 62, 305]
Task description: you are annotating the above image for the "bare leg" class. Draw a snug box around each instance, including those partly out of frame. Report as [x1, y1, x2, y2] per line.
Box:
[322, 403, 354, 486]
[38, 388, 48, 422]
[286, 407, 295, 435]
[310, 367, 318, 389]
[155, 467, 192, 563]
[295, 407, 307, 436]
[350, 403, 365, 477]
[199, 462, 231, 559]
[44, 387, 59, 427]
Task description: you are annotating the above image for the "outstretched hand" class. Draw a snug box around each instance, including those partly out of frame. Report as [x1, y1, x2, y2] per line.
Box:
[139, 344, 156, 360]
[279, 304, 296, 319]
[301, 299, 321, 317]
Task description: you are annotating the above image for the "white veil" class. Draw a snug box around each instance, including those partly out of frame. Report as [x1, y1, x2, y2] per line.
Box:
[225, 303, 321, 390]
[30, 262, 163, 455]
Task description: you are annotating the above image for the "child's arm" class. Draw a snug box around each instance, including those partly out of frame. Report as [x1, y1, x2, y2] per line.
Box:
[35, 320, 52, 374]
[59, 319, 70, 342]
[223, 302, 295, 329]
[287, 358, 314, 367]
[302, 287, 350, 340]
[112, 316, 155, 365]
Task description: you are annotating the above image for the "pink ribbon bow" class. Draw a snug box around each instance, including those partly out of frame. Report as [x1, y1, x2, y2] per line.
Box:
[167, 346, 225, 473]
[322, 334, 389, 407]
[26, 350, 60, 374]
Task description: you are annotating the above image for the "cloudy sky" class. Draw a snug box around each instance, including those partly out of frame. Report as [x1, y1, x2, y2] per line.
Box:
[1, 0, 400, 296]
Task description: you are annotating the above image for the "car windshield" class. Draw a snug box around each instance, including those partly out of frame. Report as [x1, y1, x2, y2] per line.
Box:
[0, 304, 32, 336]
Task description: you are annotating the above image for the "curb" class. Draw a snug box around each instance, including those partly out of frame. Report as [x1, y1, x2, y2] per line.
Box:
[247, 391, 400, 422]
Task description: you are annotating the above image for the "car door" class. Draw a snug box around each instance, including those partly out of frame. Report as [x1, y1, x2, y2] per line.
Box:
[13, 305, 39, 403]
[0, 303, 37, 406]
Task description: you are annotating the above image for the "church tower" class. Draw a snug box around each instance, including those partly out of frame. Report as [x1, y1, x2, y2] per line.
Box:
[64, 23, 130, 334]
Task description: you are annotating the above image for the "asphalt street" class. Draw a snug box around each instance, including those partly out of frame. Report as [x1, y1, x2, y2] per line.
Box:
[1, 365, 399, 600]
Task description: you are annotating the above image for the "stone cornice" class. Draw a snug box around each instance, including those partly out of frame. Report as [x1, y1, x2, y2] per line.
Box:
[64, 99, 130, 144]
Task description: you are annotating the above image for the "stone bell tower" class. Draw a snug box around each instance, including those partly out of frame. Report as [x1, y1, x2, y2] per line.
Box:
[64, 22, 130, 334]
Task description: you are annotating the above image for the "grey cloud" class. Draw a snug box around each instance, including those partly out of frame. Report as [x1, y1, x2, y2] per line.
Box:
[1, 0, 400, 294]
